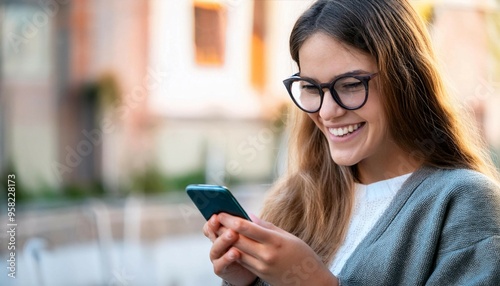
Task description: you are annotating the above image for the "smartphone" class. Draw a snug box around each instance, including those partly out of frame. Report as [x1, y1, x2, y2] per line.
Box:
[186, 184, 252, 221]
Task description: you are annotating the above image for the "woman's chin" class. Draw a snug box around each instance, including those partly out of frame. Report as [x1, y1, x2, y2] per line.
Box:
[330, 154, 359, 167]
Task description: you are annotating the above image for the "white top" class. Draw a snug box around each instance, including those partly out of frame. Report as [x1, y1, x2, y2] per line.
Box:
[330, 173, 412, 275]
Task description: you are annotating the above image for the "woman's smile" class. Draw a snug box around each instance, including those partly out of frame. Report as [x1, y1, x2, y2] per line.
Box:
[327, 122, 365, 137]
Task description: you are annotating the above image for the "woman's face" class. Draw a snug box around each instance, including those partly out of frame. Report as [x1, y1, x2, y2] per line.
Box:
[298, 32, 408, 183]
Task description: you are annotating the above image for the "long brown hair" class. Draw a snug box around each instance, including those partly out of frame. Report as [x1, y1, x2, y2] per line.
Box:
[261, 0, 499, 265]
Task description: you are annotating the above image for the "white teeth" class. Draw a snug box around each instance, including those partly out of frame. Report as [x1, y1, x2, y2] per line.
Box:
[328, 124, 362, 137]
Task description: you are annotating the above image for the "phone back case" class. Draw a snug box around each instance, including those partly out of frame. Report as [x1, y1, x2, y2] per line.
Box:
[186, 184, 251, 221]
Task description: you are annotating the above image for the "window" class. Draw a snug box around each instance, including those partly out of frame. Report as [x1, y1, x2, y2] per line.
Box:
[193, 1, 226, 66]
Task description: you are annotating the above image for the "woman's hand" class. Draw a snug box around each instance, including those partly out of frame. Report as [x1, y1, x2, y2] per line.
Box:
[216, 213, 339, 286]
[204, 214, 257, 286]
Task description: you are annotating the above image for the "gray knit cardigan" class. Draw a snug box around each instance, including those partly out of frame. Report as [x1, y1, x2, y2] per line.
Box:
[223, 166, 500, 285]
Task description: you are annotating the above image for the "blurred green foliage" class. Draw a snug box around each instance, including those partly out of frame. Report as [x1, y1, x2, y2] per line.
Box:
[1, 161, 29, 202]
[4, 161, 206, 203]
[129, 164, 206, 194]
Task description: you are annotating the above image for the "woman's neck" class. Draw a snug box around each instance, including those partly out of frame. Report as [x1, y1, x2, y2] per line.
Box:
[356, 145, 421, 184]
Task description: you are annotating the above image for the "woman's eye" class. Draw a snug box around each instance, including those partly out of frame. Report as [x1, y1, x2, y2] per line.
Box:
[344, 82, 362, 88]
[340, 81, 363, 91]
[301, 84, 319, 93]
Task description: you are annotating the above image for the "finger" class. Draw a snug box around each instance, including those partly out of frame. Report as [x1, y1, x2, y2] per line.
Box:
[232, 231, 265, 261]
[249, 213, 260, 223]
[209, 228, 239, 262]
[216, 226, 229, 237]
[209, 214, 220, 229]
[249, 214, 281, 232]
[203, 223, 217, 242]
[218, 213, 273, 243]
[226, 242, 269, 277]
[236, 251, 264, 276]
[212, 247, 242, 276]
[203, 214, 221, 242]
[206, 214, 229, 238]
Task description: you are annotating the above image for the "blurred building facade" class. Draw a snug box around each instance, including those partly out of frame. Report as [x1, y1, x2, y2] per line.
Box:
[1, 0, 499, 197]
[431, 0, 500, 149]
[1, 0, 153, 194]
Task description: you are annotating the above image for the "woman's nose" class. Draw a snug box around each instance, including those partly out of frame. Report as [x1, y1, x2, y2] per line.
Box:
[318, 89, 346, 120]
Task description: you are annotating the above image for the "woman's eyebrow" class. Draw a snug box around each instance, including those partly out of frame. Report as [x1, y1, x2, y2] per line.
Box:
[299, 69, 371, 82]
[332, 69, 372, 79]
[345, 69, 370, 75]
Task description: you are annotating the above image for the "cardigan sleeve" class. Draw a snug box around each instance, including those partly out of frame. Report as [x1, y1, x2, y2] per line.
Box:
[426, 236, 500, 285]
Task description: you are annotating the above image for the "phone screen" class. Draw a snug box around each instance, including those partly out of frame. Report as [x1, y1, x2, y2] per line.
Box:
[186, 184, 252, 221]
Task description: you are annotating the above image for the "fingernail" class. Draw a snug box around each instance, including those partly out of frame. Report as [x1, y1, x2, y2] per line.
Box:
[228, 251, 236, 260]
[226, 231, 233, 240]
[249, 213, 259, 222]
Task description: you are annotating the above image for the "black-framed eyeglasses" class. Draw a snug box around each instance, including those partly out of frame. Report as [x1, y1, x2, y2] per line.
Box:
[283, 72, 379, 113]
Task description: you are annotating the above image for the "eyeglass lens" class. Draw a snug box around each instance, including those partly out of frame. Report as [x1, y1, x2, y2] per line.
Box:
[289, 76, 366, 112]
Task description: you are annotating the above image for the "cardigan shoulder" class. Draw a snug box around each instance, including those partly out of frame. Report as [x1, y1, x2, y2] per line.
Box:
[419, 168, 500, 253]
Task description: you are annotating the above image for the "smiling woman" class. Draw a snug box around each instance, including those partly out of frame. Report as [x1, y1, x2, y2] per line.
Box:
[203, 0, 500, 285]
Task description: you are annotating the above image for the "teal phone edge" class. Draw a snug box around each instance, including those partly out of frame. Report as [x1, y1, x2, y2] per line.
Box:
[185, 184, 252, 221]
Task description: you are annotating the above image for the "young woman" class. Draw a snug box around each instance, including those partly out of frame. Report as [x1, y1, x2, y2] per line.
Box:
[204, 0, 500, 285]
